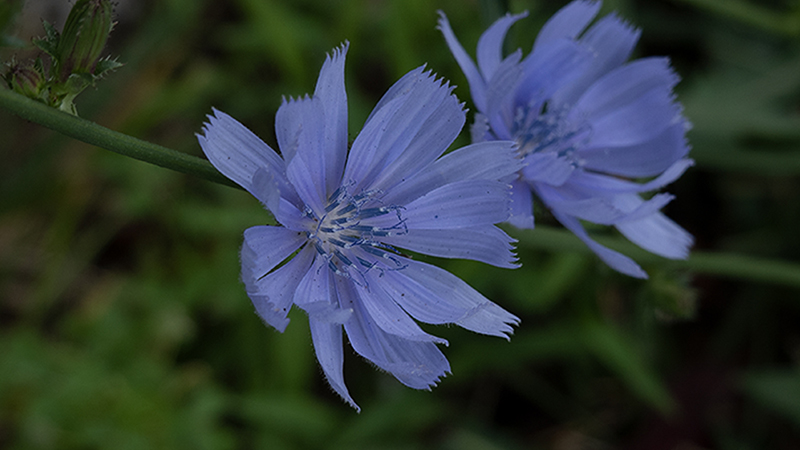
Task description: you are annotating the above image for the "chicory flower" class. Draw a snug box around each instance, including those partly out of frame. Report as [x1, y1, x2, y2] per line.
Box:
[197, 43, 521, 410]
[438, 1, 694, 278]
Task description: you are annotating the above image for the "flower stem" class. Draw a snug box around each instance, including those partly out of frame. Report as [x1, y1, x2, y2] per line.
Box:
[517, 226, 800, 288]
[0, 87, 240, 189]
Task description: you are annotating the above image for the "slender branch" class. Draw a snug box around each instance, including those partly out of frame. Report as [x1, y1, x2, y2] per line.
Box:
[516, 226, 800, 289]
[0, 87, 240, 189]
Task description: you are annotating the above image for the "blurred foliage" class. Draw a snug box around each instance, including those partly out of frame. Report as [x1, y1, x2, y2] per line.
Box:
[2, 0, 800, 449]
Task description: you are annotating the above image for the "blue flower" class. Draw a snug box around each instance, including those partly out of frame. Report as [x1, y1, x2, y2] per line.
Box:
[438, 1, 694, 278]
[196, 43, 522, 410]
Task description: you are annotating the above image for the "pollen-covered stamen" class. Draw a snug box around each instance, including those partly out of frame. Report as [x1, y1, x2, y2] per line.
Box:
[512, 104, 590, 166]
[305, 185, 408, 280]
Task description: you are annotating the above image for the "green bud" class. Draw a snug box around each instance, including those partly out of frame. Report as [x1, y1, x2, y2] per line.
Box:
[5, 60, 45, 98]
[55, 0, 113, 82]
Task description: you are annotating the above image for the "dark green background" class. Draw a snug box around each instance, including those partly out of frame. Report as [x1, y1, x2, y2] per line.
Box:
[2, 0, 800, 448]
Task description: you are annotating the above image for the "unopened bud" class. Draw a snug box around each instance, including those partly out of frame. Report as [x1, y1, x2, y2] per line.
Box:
[56, 0, 113, 81]
[5, 61, 45, 98]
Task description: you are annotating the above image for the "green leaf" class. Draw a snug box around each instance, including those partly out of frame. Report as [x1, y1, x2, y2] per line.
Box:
[582, 320, 675, 414]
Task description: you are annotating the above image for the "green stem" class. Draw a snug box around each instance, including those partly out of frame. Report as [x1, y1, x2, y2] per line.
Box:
[516, 226, 800, 288]
[0, 87, 239, 189]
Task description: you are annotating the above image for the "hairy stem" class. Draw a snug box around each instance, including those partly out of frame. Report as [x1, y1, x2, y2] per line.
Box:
[0, 87, 239, 189]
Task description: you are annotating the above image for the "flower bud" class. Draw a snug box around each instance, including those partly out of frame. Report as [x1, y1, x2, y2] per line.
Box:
[5, 61, 45, 98]
[55, 0, 113, 82]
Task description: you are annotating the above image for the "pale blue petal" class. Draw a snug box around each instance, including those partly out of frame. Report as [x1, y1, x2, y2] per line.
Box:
[342, 96, 405, 188]
[336, 277, 450, 390]
[616, 210, 694, 259]
[470, 112, 492, 142]
[571, 158, 694, 194]
[508, 179, 535, 229]
[313, 43, 350, 196]
[533, 0, 601, 51]
[282, 96, 330, 216]
[381, 141, 521, 205]
[516, 39, 591, 108]
[293, 256, 352, 322]
[522, 151, 575, 186]
[247, 246, 315, 333]
[484, 50, 523, 139]
[437, 11, 488, 112]
[250, 168, 310, 230]
[578, 122, 690, 177]
[381, 258, 520, 338]
[361, 71, 455, 189]
[355, 274, 448, 344]
[365, 66, 426, 123]
[572, 58, 679, 121]
[197, 109, 287, 204]
[476, 11, 529, 80]
[551, 209, 648, 279]
[369, 81, 465, 193]
[345, 69, 454, 190]
[579, 14, 640, 75]
[308, 317, 358, 411]
[552, 14, 641, 107]
[274, 97, 303, 164]
[241, 226, 307, 278]
[581, 85, 683, 148]
[390, 179, 511, 229]
[539, 182, 674, 225]
[381, 226, 519, 268]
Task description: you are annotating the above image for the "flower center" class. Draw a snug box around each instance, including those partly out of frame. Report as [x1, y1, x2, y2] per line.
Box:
[304, 184, 407, 283]
[511, 104, 590, 165]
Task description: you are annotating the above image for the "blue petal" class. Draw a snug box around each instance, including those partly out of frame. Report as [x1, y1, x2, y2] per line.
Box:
[197, 109, 287, 204]
[570, 158, 694, 194]
[522, 151, 575, 186]
[355, 274, 448, 344]
[308, 317, 358, 411]
[282, 96, 329, 216]
[381, 225, 519, 268]
[552, 13, 641, 108]
[578, 122, 690, 177]
[532, 0, 601, 51]
[580, 84, 683, 148]
[390, 179, 511, 229]
[313, 43, 350, 196]
[369, 79, 466, 194]
[382, 258, 520, 338]
[293, 256, 352, 324]
[338, 277, 451, 390]
[539, 182, 675, 225]
[516, 39, 592, 109]
[476, 11, 528, 81]
[508, 179, 535, 229]
[613, 195, 694, 259]
[251, 168, 310, 230]
[572, 57, 679, 123]
[361, 70, 458, 191]
[437, 11, 488, 112]
[342, 95, 405, 190]
[382, 141, 521, 206]
[484, 50, 523, 139]
[550, 209, 648, 278]
[471, 112, 492, 142]
[247, 246, 315, 333]
[241, 226, 307, 278]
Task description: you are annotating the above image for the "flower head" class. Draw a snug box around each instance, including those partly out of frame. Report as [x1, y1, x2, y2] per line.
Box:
[197, 43, 522, 410]
[438, 1, 694, 278]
